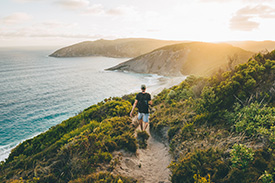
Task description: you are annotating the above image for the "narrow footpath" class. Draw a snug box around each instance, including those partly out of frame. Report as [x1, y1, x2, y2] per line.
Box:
[113, 119, 172, 183]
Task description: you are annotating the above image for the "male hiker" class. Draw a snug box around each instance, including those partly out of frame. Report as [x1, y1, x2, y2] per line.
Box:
[130, 84, 152, 131]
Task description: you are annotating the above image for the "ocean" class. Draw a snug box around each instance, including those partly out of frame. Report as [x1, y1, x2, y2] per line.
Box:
[0, 47, 185, 161]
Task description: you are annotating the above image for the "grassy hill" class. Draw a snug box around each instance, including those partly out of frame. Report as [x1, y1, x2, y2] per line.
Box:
[107, 42, 254, 76]
[0, 50, 275, 183]
[151, 50, 275, 182]
[49, 38, 183, 58]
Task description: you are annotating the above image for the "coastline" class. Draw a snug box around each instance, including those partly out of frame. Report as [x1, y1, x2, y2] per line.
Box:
[0, 72, 187, 162]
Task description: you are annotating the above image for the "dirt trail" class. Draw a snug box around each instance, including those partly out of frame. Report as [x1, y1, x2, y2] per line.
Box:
[112, 80, 183, 182]
[113, 122, 172, 183]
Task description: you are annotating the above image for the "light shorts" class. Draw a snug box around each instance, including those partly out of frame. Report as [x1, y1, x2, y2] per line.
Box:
[138, 112, 149, 123]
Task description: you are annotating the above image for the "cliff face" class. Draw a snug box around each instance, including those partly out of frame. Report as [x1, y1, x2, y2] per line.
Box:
[107, 42, 254, 76]
[49, 38, 183, 58]
[107, 47, 189, 76]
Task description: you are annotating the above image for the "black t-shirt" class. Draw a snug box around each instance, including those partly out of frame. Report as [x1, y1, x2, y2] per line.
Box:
[136, 92, 151, 113]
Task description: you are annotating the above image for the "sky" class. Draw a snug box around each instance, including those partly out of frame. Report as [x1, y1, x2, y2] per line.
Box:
[0, 0, 275, 47]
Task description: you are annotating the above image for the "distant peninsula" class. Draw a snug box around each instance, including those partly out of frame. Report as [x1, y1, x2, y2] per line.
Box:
[50, 38, 275, 77]
[107, 42, 254, 76]
[49, 38, 183, 58]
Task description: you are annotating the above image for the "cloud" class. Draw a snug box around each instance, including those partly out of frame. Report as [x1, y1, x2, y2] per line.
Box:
[199, 0, 231, 2]
[106, 6, 133, 16]
[82, 4, 142, 23]
[0, 31, 101, 39]
[83, 4, 139, 18]
[237, 5, 275, 18]
[36, 21, 78, 29]
[200, 0, 274, 2]
[83, 4, 105, 15]
[0, 18, 104, 40]
[55, 0, 90, 10]
[230, 5, 275, 31]
[0, 20, 100, 39]
[13, 0, 40, 2]
[1, 12, 32, 24]
[147, 29, 160, 32]
[242, 0, 274, 2]
[230, 15, 259, 31]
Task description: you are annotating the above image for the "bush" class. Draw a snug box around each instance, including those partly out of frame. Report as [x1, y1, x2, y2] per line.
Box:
[137, 131, 150, 149]
[230, 144, 254, 170]
[170, 148, 228, 183]
[232, 102, 275, 136]
[193, 174, 212, 183]
[180, 122, 195, 140]
[258, 170, 273, 183]
[168, 126, 180, 140]
[69, 172, 137, 183]
[114, 132, 137, 152]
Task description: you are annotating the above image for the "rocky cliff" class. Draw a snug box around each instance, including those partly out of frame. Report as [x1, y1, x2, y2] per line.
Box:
[107, 42, 254, 76]
[49, 38, 183, 58]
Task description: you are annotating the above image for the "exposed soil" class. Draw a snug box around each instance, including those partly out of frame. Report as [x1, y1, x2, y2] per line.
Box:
[112, 117, 172, 183]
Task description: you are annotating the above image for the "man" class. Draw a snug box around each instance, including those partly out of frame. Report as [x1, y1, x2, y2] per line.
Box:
[130, 84, 152, 131]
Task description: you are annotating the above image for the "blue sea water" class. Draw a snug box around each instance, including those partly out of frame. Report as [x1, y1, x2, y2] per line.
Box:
[0, 47, 185, 161]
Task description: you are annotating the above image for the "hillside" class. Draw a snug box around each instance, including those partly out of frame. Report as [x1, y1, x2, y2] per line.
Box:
[150, 50, 275, 182]
[49, 38, 183, 58]
[0, 50, 275, 183]
[228, 40, 275, 53]
[106, 42, 254, 76]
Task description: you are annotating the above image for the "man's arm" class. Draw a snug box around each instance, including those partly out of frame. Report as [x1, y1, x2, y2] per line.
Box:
[148, 94, 152, 106]
[130, 99, 138, 117]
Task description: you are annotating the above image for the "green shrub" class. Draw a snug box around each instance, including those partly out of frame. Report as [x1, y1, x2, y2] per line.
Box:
[168, 126, 180, 140]
[137, 131, 150, 149]
[104, 140, 118, 152]
[193, 174, 212, 183]
[69, 172, 137, 183]
[114, 132, 137, 152]
[232, 102, 275, 136]
[258, 170, 273, 183]
[181, 122, 195, 140]
[170, 148, 227, 183]
[122, 93, 137, 105]
[230, 144, 254, 169]
[269, 126, 275, 149]
[7, 98, 132, 163]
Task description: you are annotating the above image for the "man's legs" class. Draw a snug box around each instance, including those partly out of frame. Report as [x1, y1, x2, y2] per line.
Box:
[139, 119, 143, 131]
[143, 113, 149, 131]
[144, 122, 149, 131]
[138, 113, 149, 131]
[138, 113, 143, 131]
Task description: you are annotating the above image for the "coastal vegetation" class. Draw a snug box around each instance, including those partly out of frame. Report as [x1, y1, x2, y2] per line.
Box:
[0, 97, 138, 182]
[151, 50, 275, 182]
[0, 50, 274, 182]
